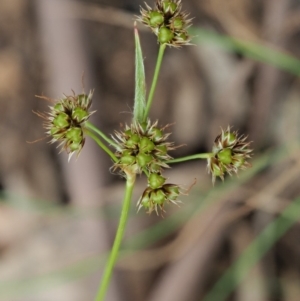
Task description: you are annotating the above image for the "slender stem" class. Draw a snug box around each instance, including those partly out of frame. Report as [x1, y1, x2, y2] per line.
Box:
[94, 174, 136, 301]
[166, 153, 213, 164]
[86, 122, 119, 149]
[143, 43, 166, 121]
[85, 130, 118, 162]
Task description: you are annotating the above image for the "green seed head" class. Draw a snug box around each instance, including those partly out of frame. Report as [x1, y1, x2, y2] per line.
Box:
[232, 154, 246, 168]
[155, 144, 168, 155]
[120, 155, 136, 165]
[158, 27, 174, 44]
[217, 148, 232, 165]
[65, 127, 83, 143]
[125, 133, 140, 148]
[149, 11, 164, 27]
[150, 127, 163, 142]
[52, 112, 70, 129]
[148, 173, 166, 189]
[172, 17, 184, 30]
[176, 32, 188, 42]
[162, 1, 178, 14]
[136, 152, 153, 167]
[163, 184, 180, 201]
[53, 102, 65, 113]
[152, 189, 166, 205]
[139, 187, 152, 209]
[68, 140, 82, 152]
[140, 137, 155, 152]
[72, 107, 89, 123]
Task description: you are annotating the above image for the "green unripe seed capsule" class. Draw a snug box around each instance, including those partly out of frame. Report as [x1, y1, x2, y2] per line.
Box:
[152, 189, 166, 205]
[140, 188, 152, 208]
[225, 132, 236, 144]
[53, 113, 70, 129]
[126, 133, 140, 148]
[122, 149, 132, 156]
[162, 1, 177, 14]
[164, 184, 180, 200]
[149, 163, 161, 172]
[72, 107, 89, 122]
[151, 128, 163, 141]
[158, 27, 174, 44]
[53, 103, 65, 112]
[173, 17, 184, 30]
[140, 137, 155, 152]
[69, 141, 81, 151]
[149, 173, 166, 189]
[212, 164, 225, 177]
[120, 155, 136, 165]
[232, 155, 245, 168]
[137, 152, 153, 167]
[66, 127, 83, 143]
[177, 32, 188, 41]
[217, 148, 232, 165]
[149, 11, 164, 27]
[155, 144, 168, 154]
[50, 127, 64, 139]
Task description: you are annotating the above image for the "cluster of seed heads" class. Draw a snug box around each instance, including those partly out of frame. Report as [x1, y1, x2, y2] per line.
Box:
[207, 127, 253, 184]
[138, 0, 192, 47]
[113, 119, 174, 174]
[138, 173, 181, 214]
[39, 90, 94, 160]
[36, 0, 254, 215]
[113, 120, 181, 214]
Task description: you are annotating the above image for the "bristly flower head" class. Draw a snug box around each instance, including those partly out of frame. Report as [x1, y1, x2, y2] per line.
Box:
[138, 0, 192, 47]
[112, 119, 175, 175]
[137, 173, 181, 215]
[207, 126, 253, 184]
[36, 90, 95, 160]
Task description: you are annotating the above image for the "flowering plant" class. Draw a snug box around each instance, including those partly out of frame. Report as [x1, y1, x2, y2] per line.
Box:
[36, 1, 252, 300]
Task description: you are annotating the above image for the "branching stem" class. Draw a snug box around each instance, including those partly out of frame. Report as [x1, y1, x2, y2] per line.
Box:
[85, 129, 118, 162]
[86, 122, 119, 149]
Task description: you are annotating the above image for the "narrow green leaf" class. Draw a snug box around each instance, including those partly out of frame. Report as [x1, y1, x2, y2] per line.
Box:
[133, 23, 146, 123]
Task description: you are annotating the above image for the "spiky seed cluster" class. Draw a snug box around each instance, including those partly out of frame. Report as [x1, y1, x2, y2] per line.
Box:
[207, 127, 253, 184]
[138, 0, 192, 47]
[113, 119, 174, 174]
[137, 173, 181, 215]
[41, 91, 95, 159]
[113, 120, 181, 214]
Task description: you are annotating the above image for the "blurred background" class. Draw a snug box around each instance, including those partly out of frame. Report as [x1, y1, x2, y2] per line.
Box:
[1, 0, 300, 300]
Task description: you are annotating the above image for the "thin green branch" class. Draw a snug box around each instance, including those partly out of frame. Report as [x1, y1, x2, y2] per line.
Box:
[94, 174, 136, 301]
[85, 130, 118, 162]
[166, 153, 213, 164]
[143, 43, 166, 121]
[86, 122, 119, 149]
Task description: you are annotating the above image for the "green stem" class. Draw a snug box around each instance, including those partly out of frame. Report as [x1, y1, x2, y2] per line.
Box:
[85, 130, 118, 162]
[166, 153, 213, 164]
[94, 174, 136, 301]
[143, 43, 166, 121]
[86, 122, 119, 149]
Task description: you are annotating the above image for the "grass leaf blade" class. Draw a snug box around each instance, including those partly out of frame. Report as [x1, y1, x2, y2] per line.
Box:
[133, 23, 146, 123]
